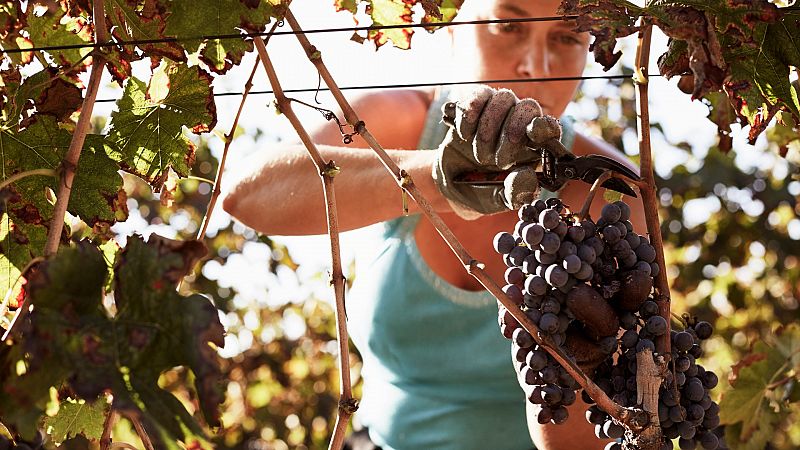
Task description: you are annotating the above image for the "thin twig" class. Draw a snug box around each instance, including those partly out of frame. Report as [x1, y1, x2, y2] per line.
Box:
[284, 9, 647, 432]
[633, 22, 671, 357]
[195, 19, 282, 241]
[100, 409, 117, 450]
[578, 170, 613, 220]
[121, 411, 154, 450]
[253, 34, 356, 450]
[0, 169, 56, 191]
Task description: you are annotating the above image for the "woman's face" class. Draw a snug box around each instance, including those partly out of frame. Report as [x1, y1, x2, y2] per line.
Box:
[451, 0, 591, 117]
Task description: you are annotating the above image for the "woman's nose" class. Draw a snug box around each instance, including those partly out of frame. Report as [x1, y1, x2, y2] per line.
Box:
[517, 46, 549, 79]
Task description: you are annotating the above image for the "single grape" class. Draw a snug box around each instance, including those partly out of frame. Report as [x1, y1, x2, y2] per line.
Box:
[505, 266, 525, 285]
[586, 406, 606, 424]
[574, 261, 594, 281]
[545, 265, 569, 288]
[611, 239, 632, 258]
[529, 386, 545, 404]
[546, 197, 564, 210]
[673, 331, 695, 352]
[603, 420, 625, 439]
[561, 254, 581, 274]
[678, 419, 697, 439]
[539, 313, 560, 334]
[493, 232, 517, 254]
[690, 344, 704, 359]
[620, 311, 638, 330]
[576, 244, 597, 265]
[533, 199, 548, 212]
[540, 365, 559, 384]
[639, 300, 660, 318]
[540, 232, 561, 254]
[646, 315, 668, 336]
[675, 372, 686, 387]
[519, 204, 538, 221]
[558, 241, 577, 258]
[502, 284, 523, 304]
[599, 336, 618, 354]
[523, 223, 546, 247]
[699, 432, 719, 450]
[514, 220, 531, 237]
[553, 221, 568, 239]
[669, 405, 687, 423]
[551, 405, 569, 424]
[694, 321, 713, 340]
[508, 246, 531, 266]
[625, 232, 642, 249]
[702, 413, 720, 429]
[636, 243, 657, 263]
[522, 254, 539, 274]
[542, 384, 563, 404]
[613, 222, 628, 238]
[678, 437, 697, 450]
[602, 225, 622, 244]
[513, 327, 535, 348]
[537, 406, 554, 424]
[686, 378, 705, 402]
[525, 275, 548, 296]
[613, 200, 631, 221]
[605, 443, 622, 450]
[621, 253, 639, 269]
[636, 339, 655, 353]
[651, 262, 660, 277]
[567, 225, 586, 243]
[703, 371, 719, 389]
[675, 355, 691, 373]
[540, 208, 561, 230]
[541, 297, 561, 315]
[561, 388, 577, 406]
[525, 307, 543, 324]
[521, 365, 541, 385]
[687, 404, 705, 422]
[621, 329, 639, 348]
[601, 203, 622, 223]
[526, 349, 548, 371]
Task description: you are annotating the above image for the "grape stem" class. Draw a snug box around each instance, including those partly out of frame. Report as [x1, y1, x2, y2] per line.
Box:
[121, 411, 154, 450]
[254, 31, 356, 450]
[100, 409, 117, 450]
[578, 169, 612, 220]
[283, 8, 649, 436]
[631, 19, 668, 450]
[0, 169, 56, 191]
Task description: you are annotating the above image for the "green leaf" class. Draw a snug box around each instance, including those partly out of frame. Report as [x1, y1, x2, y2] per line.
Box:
[44, 398, 108, 445]
[103, 0, 186, 66]
[719, 324, 800, 446]
[1, 236, 223, 448]
[107, 62, 217, 187]
[25, 6, 92, 68]
[724, 407, 781, 450]
[163, 0, 285, 74]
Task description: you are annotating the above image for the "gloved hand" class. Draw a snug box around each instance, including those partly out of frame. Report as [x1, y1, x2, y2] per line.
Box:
[432, 86, 564, 218]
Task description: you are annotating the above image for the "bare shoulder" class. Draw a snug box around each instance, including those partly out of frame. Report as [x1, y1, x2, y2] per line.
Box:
[572, 132, 639, 176]
[312, 89, 433, 149]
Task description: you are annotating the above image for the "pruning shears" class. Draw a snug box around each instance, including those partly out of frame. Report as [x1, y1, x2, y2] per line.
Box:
[454, 131, 640, 197]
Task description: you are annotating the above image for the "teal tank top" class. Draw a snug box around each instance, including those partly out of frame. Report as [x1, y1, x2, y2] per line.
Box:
[348, 89, 575, 450]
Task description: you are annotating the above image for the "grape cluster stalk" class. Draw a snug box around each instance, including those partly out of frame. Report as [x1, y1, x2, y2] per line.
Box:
[494, 198, 724, 449]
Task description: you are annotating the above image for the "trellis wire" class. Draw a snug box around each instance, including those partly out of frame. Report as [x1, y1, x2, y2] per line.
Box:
[0, 15, 578, 56]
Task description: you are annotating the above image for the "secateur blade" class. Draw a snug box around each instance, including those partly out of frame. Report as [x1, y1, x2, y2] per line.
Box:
[559, 154, 640, 197]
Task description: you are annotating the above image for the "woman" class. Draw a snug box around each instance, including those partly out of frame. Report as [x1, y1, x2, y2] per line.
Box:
[223, 0, 642, 448]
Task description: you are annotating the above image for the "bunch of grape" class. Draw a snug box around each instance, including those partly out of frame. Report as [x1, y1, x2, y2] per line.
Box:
[0, 432, 45, 450]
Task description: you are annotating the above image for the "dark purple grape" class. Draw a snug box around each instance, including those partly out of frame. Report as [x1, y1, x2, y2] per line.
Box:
[611, 239, 632, 258]
[545, 265, 568, 288]
[586, 406, 606, 424]
[493, 232, 516, 254]
[546, 197, 564, 210]
[694, 321, 713, 340]
[502, 284, 523, 304]
[539, 313, 560, 334]
[522, 254, 539, 274]
[602, 225, 622, 244]
[673, 331, 695, 352]
[561, 388, 577, 406]
[594, 423, 608, 439]
[542, 384, 563, 404]
[553, 221, 568, 239]
[699, 432, 719, 450]
[603, 420, 625, 439]
[599, 336, 618, 354]
[577, 244, 597, 264]
[523, 223, 546, 247]
[540, 232, 561, 254]
[678, 437, 697, 450]
[621, 252, 639, 268]
[558, 241, 577, 258]
[703, 371, 719, 389]
[541, 365, 559, 383]
[514, 220, 531, 237]
[690, 344, 704, 359]
[529, 386, 545, 404]
[621, 329, 639, 348]
[562, 254, 581, 274]
[675, 356, 691, 372]
[678, 419, 697, 439]
[636, 243, 657, 263]
[505, 266, 525, 285]
[661, 437, 674, 450]
[650, 262, 660, 277]
[669, 405, 686, 423]
[537, 406, 554, 424]
[702, 413, 720, 429]
[574, 262, 593, 281]
[535, 249, 557, 264]
[613, 222, 628, 238]
[521, 365, 541, 385]
[525, 307, 542, 323]
[533, 199, 547, 212]
[525, 275, 548, 296]
[541, 297, 561, 315]
[675, 372, 686, 387]
[604, 442, 622, 450]
[526, 349, 548, 371]
[687, 403, 705, 422]
[625, 232, 642, 250]
[620, 311, 638, 330]
[540, 208, 560, 230]
[639, 300, 660, 318]
[601, 203, 622, 223]
[513, 345, 530, 362]
[551, 405, 569, 424]
[686, 378, 705, 402]
[646, 315, 668, 336]
[613, 201, 631, 221]
[513, 327, 535, 348]
[567, 225, 586, 243]
[519, 204, 538, 221]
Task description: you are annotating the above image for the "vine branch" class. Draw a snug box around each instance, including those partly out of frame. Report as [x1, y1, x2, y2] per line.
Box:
[253, 34, 355, 450]
[283, 9, 646, 433]
[0, 169, 56, 191]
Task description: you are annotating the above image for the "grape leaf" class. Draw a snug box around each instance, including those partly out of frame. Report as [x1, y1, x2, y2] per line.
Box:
[25, 4, 93, 69]
[558, 0, 641, 71]
[44, 398, 107, 445]
[103, 0, 186, 69]
[421, 0, 464, 24]
[0, 1, 32, 66]
[0, 235, 224, 448]
[163, 0, 285, 74]
[1, 67, 83, 128]
[724, 407, 781, 450]
[719, 324, 800, 446]
[106, 62, 217, 188]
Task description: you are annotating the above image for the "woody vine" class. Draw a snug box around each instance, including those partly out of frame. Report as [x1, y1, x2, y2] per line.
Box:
[0, 1, 798, 450]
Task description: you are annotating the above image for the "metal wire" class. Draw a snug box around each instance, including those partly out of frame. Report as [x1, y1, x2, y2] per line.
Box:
[95, 74, 655, 103]
[0, 15, 578, 56]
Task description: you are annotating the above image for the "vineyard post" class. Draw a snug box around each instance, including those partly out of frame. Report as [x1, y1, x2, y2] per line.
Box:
[280, 9, 655, 433]
[252, 37, 356, 450]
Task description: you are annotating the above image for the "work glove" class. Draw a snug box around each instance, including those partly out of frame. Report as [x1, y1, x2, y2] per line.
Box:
[432, 86, 564, 218]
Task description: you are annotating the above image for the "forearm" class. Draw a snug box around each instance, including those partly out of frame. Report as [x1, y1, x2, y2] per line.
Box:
[222, 144, 449, 235]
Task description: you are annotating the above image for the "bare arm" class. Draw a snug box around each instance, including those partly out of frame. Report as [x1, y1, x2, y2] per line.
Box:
[222, 90, 450, 235]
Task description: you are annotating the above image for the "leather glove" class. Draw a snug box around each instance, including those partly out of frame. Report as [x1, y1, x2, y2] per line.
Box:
[432, 86, 563, 218]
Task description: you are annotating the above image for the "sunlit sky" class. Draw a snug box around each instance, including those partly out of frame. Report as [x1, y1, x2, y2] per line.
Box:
[97, 4, 797, 354]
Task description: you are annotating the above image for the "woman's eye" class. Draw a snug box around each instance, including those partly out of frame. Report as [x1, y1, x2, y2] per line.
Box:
[553, 33, 583, 46]
[490, 22, 523, 35]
